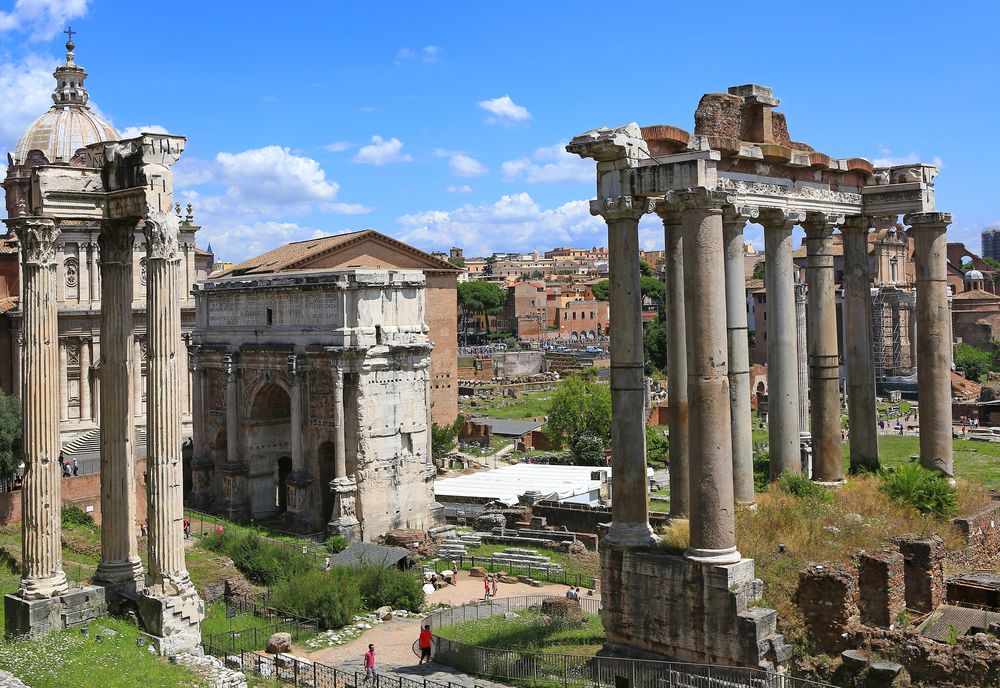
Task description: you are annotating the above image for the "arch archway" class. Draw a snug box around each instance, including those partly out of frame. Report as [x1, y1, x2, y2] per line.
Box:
[276, 455, 292, 513]
[247, 382, 292, 517]
[250, 382, 291, 421]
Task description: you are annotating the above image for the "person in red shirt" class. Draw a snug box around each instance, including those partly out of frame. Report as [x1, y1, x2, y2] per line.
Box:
[418, 625, 433, 664]
[363, 643, 376, 684]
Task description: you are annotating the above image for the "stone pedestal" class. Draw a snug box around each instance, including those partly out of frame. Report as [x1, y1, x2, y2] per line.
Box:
[135, 587, 204, 655]
[329, 476, 361, 540]
[189, 455, 215, 511]
[4, 585, 106, 639]
[283, 470, 315, 533]
[220, 461, 250, 521]
[600, 547, 790, 669]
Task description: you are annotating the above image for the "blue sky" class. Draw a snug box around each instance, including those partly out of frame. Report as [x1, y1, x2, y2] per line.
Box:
[1, 0, 998, 262]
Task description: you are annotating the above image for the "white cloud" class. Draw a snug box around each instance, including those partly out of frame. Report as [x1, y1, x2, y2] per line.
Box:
[215, 145, 339, 204]
[446, 184, 472, 194]
[352, 135, 412, 165]
[396, 192, 603, 256]
[396, 45, 440, 65]
[0, 0, 89, 40]
[448, 154, 488, 178]
[0, 54, 57, 153]
[322, 141, 355, 152]
[199, 220, 322, 264]
[501, 142, 592, 184]
[872, 146, 944, 169]
[118, 124, 168, 139]
[478, 95, 531, 126]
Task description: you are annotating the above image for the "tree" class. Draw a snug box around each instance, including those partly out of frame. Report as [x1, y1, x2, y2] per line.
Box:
[645, 424, 669, 467]
[449, 257, 465, 268]
[954, 342, 994, 382]
[591, 280, 610, 301]
[0, 390, 21, 482]
[752, 262, 765, 280]
[984, 257, 1000, 270]
[590, 274, 663, 304]
[570, 432, 605, 466]
[483, 255, 496, 276]
[544, 376, 612, 448]
[431, 417, 463, 462]
[458, 281, 506, 336]
[643, 319, 667, 374]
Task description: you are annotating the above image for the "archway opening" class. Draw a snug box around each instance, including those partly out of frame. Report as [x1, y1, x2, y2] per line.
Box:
[276, 455, 292, 513]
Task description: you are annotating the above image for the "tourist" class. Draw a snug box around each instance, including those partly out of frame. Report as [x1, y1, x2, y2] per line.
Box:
[484, 576, 491, 600]
[140, 519, 148, 538]
[216, 524, 224, 535]
[418, 624, 433, 664]
[183, 518, 191, 539]
[491, 575, 498, 597]
[363, 643, 376, 684]
[322, 556, 331, 571]
[565, 586, 574, 599]
[72, 458, 79, 476]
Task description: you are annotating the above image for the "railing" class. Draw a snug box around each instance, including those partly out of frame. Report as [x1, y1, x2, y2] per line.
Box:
[428, 555, 597, 590]
[218, 650, 458, 688]
[424, 596, 836, 688]
[1, 456, 102, 492]
[183, 507, 329, 560]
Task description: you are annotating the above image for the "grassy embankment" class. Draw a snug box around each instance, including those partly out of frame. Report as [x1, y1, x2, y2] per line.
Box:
[434, 608, 605, 656]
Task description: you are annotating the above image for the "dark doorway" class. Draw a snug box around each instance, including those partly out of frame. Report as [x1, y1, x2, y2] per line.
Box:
[276, 455, 292, 513]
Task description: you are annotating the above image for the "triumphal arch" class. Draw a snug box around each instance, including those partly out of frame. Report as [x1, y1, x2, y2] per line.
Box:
[3, 132, 203, 651]
[568, 84, 949, 668]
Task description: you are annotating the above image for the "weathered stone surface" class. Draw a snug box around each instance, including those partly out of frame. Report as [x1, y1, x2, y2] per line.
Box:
[795, 564, 858, 654]
[0, 670, 30, 688]
[841, 649, 869, 673]
[375, 606, 393, 621]
[469, 567, 487, 578]
[266, 632, 292, 654]
[899, 535, 945, 613]
[858, 550, 905, 628]
[540, 597, 586, 623]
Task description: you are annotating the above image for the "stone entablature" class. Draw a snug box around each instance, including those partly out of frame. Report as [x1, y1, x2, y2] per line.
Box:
[189, 268, 440, 540]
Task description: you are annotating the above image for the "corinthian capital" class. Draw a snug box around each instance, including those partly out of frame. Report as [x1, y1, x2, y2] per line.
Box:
[589, 196, 653, 221]
[17, 218, 60, 266]
[667, 188, 736, 212]
[144, 211, 180, 260]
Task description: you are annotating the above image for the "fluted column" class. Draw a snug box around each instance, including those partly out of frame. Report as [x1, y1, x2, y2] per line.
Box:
[804, 214, 844, 482]
[289, 358, 304, 472]
[906, 212, 954, 477]
[143, 214, 192, 595]
[841, 217, 879, 472]
[59, 340, 68, 421]
[79, 338, 91, 421]
[795, 283, 809, 437]
[677, 190, 739, 564]
[762, 210, 804, 478]
[133, 337, 143, 418]
[94, 221, 144, 592]
[723, 207, 755, 506]
[16, 218, 68, 600]
[225, 355, 239, 465]
[657, 204, 689, 517]
[592, 196, 655, 548]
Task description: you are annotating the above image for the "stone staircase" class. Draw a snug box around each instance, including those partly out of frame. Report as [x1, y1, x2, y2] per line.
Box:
[60, 426, 148, 466]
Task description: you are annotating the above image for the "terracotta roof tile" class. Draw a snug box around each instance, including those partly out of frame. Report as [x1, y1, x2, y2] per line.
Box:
[952, 288, 1000, 302]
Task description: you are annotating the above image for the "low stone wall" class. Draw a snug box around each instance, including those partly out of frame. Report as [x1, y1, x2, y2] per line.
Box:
[0, 459, 148, 526]
[953, 502, 1000, 569]
[857, 551, 905, 628]
[531, 500, 671, 535]
[795, 564, 859, 654]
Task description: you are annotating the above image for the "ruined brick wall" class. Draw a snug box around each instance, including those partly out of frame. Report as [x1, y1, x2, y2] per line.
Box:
[457, 356, 494, 381]
[0, 459, 148, 526]
[795, 564, 859, 653]
[899, 535, 946, 613]
[646, 404, 669, 425]
[458, 418, 492, 447]
[853, 626, 1000, 688]
[954, 503, 1000, 569]
[857, 551, 905, 628]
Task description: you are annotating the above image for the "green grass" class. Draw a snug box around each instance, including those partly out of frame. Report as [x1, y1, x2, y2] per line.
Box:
[460, 390, 554, 420]
[840, 435, 1000, 490]
[460, 542, 599, 582]
[0, 616, 208, 688]
[435, 608, 604, 655]
[201, 601, 280, 638]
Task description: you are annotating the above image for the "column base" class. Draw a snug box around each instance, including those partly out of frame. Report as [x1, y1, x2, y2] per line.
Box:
[93, 557, 145, 601]
[220, 461, 250, 521]
[4, 585, 106, 639]
[18, 571, 68, 601]
[604, 521, 656, 549]
[329, 476, 360, 540]
[685, 545, 742, 565]
[799, 432, 813, 478]
[135, 586, 204, 656]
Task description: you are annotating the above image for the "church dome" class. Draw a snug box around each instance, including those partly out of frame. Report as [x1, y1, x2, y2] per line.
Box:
[965, 269, 984, 280]
[11, 34, 118, 165]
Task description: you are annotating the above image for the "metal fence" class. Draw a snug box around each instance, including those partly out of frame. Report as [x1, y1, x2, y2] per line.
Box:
[218, 650, 461, 688]
[424, 596, 835, 688]
[183, 507, 329, 559]
[428, 555, 597, 590]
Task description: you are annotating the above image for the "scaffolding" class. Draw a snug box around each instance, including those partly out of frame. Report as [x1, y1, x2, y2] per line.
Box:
[871, 285, 916, 381]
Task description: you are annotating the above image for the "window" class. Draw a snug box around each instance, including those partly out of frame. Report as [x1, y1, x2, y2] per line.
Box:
[266, 308, 273, 326]
[375, 325, 383, 344]
[401, 432, 413, 454]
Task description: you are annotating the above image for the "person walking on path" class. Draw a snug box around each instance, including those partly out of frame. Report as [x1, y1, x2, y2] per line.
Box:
[72, 458, 79, 476]
[491, 575, 498, 597]
[363, 643, 376, 685]
[483, 576, 491, 600]
[418, 625, 433, 665]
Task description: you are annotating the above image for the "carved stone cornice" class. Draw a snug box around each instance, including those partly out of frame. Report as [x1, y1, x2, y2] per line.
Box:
[589, 195, 654, 221]
[903, 211, 952, 228]
[143, 212, 180, 261]
[16, 218, 60, 266]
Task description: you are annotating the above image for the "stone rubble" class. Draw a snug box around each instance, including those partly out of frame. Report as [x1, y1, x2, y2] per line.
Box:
[174, 652, 248, 688]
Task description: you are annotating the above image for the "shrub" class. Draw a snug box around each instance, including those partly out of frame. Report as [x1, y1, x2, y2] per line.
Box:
[645, 425, 669, 467]
[878, 462, 958, 518]
[753, 450, 770, 494]
[199, 529, 314, 586]
[272, 569, 362, 629]
[355, 565, 425, 612]
[325, 535, 349, 554]
[776, 472, 831, 502]
[569, 431, 605, 466]
[61, 505, 97, 529]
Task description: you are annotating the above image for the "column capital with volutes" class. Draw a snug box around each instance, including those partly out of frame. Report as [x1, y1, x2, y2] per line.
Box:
[722, 204, 760, 228]
[667, 188, 736, 213]
[13, 217, 60, 266]
[839, 215, 874, 234]
[653, 200, 681, 225]
[802, 212, 845, 237]
[903, 211, 952, 228]
[589, 196, 653, 222]
[759, 207, 806, 230]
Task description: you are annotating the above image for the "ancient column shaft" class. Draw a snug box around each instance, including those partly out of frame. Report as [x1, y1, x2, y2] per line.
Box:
[593, 196, 654, 548]
[289, 361, 303, 471]
[906, 212, 954, 477]
[143, 215, 192, 594]
[723, 211, 755, 505]
[795, 283, 809, 436]
[59, 339, 68, 421]
[80, 338, 91, 420]
[762, 213, 802, 478]
[804, 217, 844, 482]
[659, 207, 689, 517]
[225, 356, 239, 464]
[16, 218, 68, 600]
[94, 221, 144, 591]
[841, 218, 879, 472]
[678, 192, 739, 564]
[333, 366, 347, 478]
